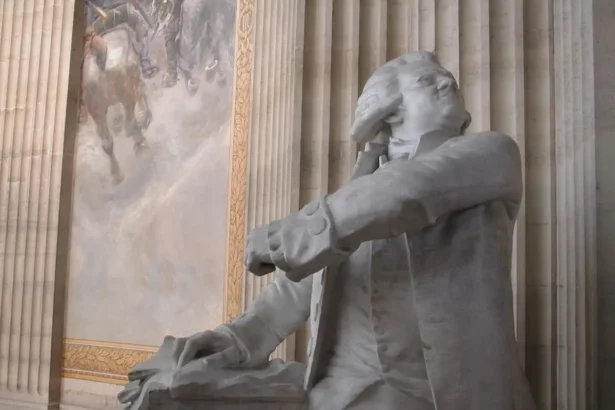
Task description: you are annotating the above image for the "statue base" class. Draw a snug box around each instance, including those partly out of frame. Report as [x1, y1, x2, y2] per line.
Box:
[148, 384, 307, 410]
[128, 359, 308, 410]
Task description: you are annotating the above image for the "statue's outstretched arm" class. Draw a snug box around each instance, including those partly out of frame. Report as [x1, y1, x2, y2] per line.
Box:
[217, 273, 313, 367]
[268, 131, 522, 282]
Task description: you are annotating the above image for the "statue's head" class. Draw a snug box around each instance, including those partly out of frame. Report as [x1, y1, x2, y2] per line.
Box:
[350, 51, 472, 143]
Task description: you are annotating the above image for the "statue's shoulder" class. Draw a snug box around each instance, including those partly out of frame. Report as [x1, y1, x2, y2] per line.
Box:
[455, 130, 520, 156]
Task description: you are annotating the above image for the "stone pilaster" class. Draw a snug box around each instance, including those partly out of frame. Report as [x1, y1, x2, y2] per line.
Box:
[328, 0, 361, 191]
[523, 0, 558, 407]
[242, 0, 305, 361]
[552, 0, 597, 408]
[593, 0, 615, 408]
[0, 0, 79, 408]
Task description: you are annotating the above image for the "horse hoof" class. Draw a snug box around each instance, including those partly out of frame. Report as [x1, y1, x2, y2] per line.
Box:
[134, 141, 149, 155]
[140, 111, 153, 129]
[186, 77, 200, 97]
[142, 65, 160, 79]
[112, 172, 125, 185]
[111, 116, 123, 134]
[162, 74, 179, 88]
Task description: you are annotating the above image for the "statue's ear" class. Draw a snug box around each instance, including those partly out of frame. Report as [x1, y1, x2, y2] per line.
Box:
[461, 111, 472, 134]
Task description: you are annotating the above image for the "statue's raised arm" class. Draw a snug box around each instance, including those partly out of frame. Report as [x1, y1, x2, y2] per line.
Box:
[246, 52, 522, 283]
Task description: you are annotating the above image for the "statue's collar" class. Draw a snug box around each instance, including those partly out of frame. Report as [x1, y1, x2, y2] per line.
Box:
[387, 130, 458, 160]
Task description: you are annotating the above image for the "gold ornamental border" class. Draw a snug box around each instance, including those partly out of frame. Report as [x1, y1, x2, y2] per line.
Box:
[62, 0, 255, 385]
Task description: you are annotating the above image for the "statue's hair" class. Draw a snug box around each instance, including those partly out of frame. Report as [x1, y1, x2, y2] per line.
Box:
[350, 50, 444, 143]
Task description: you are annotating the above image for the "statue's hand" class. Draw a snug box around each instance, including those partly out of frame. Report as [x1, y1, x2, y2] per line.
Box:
[245, 225, 276, 276]
[119, 331, 247, 408]
[174, 330, 245, 369]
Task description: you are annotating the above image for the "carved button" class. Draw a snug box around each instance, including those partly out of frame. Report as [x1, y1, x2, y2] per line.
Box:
[303, 200, 320, 216]
[308, 217, 327, 235]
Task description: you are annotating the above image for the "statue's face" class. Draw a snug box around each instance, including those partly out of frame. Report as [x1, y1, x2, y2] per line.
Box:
[391, 63, 469, 139]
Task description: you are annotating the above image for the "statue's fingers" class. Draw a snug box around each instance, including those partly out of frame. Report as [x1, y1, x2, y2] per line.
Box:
[170, 337, 191, 367]
[247, 258, 275, 276]
[127, 357, 162, 382]
[117, 380, 142, 404]
[176, 331, 221, 368]
[203, 345, 243, 368]
[176, 339, 201, 369]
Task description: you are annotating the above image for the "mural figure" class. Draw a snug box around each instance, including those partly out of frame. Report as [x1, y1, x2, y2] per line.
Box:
[151, 0, 235, 93]
[77, 0, 236, 183]
[86, 0, 159, 78]
[80, 24, 153, 184]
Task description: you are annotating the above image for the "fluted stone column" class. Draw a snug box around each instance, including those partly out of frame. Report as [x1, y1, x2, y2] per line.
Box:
[552, 0, 597, 408]
[523, 0, 558, 407]
[0, 0, 80, 408]
[594, 1, 615, 408]
[241, 0, 305, 361]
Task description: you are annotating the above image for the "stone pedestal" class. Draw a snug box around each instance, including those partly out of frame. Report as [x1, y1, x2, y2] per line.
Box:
[132, 360, 308, 410]
[148, 387, 307, 410]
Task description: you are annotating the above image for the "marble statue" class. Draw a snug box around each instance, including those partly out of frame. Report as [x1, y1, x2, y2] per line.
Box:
[119, 50, 537, 410]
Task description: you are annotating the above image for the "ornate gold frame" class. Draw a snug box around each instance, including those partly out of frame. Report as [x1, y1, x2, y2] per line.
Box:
[62, 0, 255, 385]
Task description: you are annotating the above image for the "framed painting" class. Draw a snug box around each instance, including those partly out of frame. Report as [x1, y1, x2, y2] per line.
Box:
[62, 0, 254, 384]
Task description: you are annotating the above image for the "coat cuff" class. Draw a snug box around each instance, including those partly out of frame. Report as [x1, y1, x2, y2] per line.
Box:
[266, 196, 352, 280]
[267, 219, 292, 271]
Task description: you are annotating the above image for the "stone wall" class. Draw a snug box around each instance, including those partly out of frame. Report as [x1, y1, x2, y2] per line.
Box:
[0, 0, 81, 408]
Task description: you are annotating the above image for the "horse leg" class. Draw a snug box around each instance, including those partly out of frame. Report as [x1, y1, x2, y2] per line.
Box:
[139, 91, 153, 130]
[94, 113, 124, 184]
[78, 89, 88, 124]
[122, 99, 147, 154]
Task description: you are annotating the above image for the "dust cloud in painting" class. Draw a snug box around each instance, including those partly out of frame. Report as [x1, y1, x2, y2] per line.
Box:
[67, 0, 237, 345]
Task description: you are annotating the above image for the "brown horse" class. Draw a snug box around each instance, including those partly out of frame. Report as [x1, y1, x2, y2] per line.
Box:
[80, 26, 153, 184]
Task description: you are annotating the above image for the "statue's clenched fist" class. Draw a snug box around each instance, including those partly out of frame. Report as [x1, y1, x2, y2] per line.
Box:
[244, 225, 276, 276]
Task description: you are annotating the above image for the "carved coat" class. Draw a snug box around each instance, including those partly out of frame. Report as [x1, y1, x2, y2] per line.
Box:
[220, 131, 536, 410]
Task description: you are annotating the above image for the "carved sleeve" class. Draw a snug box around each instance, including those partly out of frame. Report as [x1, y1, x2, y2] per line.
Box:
[268, 131, 523, 282]
[216, 273, 312, 368]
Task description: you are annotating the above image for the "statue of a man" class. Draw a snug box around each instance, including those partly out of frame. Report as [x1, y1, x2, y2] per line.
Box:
[121, 51, 536, 410]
